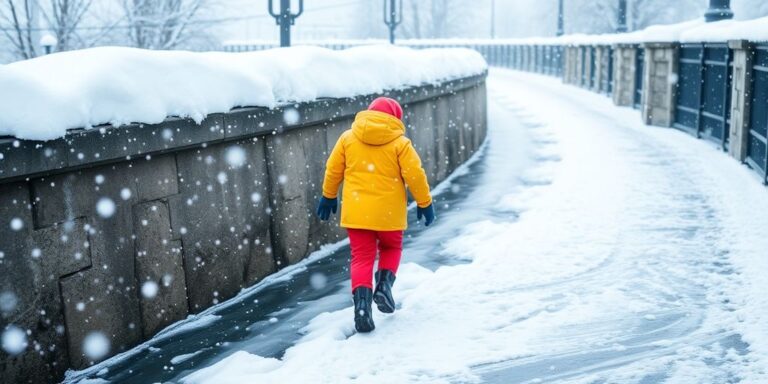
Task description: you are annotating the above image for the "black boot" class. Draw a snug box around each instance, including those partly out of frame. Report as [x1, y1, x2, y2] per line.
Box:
[353, 287, 375, 333]
[373, 270, 396, 313]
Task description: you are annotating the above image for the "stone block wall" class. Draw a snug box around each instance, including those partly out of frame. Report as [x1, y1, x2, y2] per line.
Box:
[612, 45, 638, 107]
[641, 43, 679, 127]
[0, 73, 488, 383]
[728, 40, 754, 162]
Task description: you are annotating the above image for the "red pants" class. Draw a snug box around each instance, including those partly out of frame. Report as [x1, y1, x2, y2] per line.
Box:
[348, 229, 403, 291]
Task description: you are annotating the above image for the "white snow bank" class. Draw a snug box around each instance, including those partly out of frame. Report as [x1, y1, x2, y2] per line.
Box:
[679, 17, 768, 43]
[559, 17, 768, 44]
[0, 45, 487, 141]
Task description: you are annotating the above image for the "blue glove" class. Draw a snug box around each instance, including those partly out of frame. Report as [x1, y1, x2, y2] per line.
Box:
[316, 196, 337, 221]
[417, 204, 435, 226]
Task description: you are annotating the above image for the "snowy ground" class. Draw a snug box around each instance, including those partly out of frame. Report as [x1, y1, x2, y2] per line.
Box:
[69, 69, 768, 384]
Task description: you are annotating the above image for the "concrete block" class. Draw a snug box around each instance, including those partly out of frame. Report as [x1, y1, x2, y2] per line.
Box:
[432, 96, 451, 182]
[66, 115, 225, 169]
[642, 45, 678, 127]
[0, 137, 68, 182]
[0, 182, 70, 383]
[132, 154, 179, 202]
[612, 46, 638, 107]
[728, 43, 753, 161]
[171, 138, 273, 311]
[404, 100, 438, 183]
[133, 200, 189, 337]
[264, 125, 328, 266]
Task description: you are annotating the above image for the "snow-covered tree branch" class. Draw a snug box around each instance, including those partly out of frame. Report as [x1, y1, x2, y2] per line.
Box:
[0, 0, 39, 59]
[120, 0, 209, 50]
[39, 0, 92, 52]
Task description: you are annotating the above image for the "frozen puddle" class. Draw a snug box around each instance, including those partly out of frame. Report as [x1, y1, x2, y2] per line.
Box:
[68, 69, 768, 384]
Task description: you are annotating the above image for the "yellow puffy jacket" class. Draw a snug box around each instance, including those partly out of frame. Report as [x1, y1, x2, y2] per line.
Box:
[322, 110, 432, 231]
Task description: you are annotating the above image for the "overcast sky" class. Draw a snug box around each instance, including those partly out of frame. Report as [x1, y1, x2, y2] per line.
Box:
[210, 0, 767, 44]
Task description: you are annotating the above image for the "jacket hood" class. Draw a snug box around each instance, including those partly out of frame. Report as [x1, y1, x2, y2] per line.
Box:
[351, 110, 405, 145]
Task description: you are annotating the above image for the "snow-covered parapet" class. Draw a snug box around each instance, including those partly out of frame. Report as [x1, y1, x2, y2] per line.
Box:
[0, 45, 487, 141]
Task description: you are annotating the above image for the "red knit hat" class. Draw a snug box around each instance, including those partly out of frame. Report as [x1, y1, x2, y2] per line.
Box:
[368, 97, 403, 120]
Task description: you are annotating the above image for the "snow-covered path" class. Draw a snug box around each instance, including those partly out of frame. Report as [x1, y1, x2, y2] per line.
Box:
[71, 69, 768, 384]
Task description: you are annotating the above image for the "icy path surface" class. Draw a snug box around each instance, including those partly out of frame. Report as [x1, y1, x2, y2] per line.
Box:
[72, 69, 768, 384]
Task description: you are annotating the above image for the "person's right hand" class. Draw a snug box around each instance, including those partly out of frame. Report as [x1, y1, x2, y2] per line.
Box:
[417, 204, 435, 226]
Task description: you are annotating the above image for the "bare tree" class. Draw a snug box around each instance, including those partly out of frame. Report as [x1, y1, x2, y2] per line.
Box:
[40, 0, 92, 52]
[121, 0, 208, 50]
[0, 0, 39, 59]
[564, 0, 704, 34]
[399, 0, 477, 39]
[733, 0, 768, 19]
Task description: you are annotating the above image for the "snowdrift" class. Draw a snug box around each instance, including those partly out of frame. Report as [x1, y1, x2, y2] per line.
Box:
[0, 45, 487, 141]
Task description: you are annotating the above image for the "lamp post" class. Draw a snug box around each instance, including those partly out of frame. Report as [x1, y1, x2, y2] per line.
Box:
[39, 34, 57, 55]
[268, 0, 304, 47]
[705, 0, 734, 22]
[616, 0, 628, 32]
[556, 0, 564, 36]
[383, 0, 402, 44]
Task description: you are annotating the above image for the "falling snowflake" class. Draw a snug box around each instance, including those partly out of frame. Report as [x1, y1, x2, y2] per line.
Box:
[250, 192, 262, 203]
[94, 174, 105, 185]
[76, 302, 86, 312]
[120, 188, 132, 201]
[30, 248, 41, 258]
[161, 128, 174, 141]
[217, 172, 228, 185]
[309, 272, 327, 290]
[141, 281, 159, 299]
[0, 291, 18, 314]
[83, 332, 110, 360]
[283, 108, 300, 125]
[96, 198, 116, 218]
[277, 175, 288, 184]
[9, 218, 23, 231]
[1, 325, 27, 355]
[225, 146, 247, 168]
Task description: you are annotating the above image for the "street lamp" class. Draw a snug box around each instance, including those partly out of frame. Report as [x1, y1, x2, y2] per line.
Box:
[705, 0, 734, 22]
[39, 34, 57, 55]
[616, 0, 627, 32]
[383, 0, 402, 44]
[556, 0, 564, 36]
[268, 0, 304, 47]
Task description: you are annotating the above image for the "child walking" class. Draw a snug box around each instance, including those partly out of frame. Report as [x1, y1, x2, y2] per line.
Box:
[316, 97, 435, 333]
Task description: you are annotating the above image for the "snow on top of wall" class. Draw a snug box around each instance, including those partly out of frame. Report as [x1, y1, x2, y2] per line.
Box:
[679, 17, 768, 43]
[0, 45, 487, 141]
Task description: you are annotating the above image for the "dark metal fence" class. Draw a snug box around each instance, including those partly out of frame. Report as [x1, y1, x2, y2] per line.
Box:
[748, 44, 768, 181]
[604, 47, 614, 94]
[634, 47, 645, 109]
[674, 44, 733, 148]
[589, 47, 596, 89]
